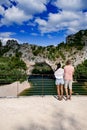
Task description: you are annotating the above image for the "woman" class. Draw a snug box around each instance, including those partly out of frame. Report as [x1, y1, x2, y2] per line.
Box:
[54, 63, 64, 100]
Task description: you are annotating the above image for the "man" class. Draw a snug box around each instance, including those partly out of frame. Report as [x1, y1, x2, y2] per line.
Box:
[64, 60, 74, 100]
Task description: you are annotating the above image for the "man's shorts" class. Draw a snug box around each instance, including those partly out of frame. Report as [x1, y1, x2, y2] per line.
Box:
[55, 78, 64, 85]
[64, 80, 72, 89]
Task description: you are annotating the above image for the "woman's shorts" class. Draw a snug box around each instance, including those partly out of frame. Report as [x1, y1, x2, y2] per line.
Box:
[55, 79, 64, 85]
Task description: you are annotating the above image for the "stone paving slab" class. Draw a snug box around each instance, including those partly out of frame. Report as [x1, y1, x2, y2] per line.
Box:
[0, 96, 87, 130]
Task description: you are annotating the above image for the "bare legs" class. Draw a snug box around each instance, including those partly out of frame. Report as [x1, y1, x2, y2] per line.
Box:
[57, 85, 72, 100]
[65, 80, 72, 100]
[65, 88, 68, 99]
[57, 85, 63, 100]
[65, 88, 72, 100]
[69, 89, 72, 100]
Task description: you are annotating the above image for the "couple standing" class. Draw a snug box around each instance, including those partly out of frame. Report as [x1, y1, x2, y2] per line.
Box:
[54, 60, 74, 100]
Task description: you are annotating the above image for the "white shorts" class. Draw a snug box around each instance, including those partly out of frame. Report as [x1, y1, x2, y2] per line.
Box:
[64, 80, 72, 89]
[55, 79, 64, 85]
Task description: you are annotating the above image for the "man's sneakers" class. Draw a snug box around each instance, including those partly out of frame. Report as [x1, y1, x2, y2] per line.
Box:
[66, 96, 71, 100]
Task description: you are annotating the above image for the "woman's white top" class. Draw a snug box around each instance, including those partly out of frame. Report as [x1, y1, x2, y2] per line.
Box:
[54, 68, 64, 79]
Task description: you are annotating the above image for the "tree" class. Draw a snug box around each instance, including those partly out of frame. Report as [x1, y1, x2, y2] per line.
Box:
[74, 60, 87, 81]
[0, 56, 27, 84]
[32, 62, 54, 74]
[0, 40, 2, 47]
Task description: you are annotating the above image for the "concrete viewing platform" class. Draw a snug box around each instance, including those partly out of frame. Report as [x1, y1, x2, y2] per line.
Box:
[0, 96, 87, 130]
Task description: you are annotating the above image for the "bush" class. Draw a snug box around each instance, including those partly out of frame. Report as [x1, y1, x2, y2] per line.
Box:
[0, 56, 27, 84]
[32, 62, 54, 74]
[74, 60, 87, 81]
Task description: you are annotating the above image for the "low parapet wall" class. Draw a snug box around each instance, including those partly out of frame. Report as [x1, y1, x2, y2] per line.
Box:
[0, 81, 30, 97]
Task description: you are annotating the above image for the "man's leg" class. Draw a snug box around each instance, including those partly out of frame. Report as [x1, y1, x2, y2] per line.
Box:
[64, 80, 69, 100]
[65, 88, 69, 99]
[69, 81, 72, 100]
[69, 89, 72, 100]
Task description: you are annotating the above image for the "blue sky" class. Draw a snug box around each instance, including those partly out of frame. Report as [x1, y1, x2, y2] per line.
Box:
[0, 0, 87, 46]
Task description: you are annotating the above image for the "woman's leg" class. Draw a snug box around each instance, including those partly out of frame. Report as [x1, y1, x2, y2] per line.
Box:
[57, 85, 61, 100]
[60, 85, 63, 99]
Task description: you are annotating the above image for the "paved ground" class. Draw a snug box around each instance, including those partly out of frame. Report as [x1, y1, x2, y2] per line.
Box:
[0, 96, 87, 130]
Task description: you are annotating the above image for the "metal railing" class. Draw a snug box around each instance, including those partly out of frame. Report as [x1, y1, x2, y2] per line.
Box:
[0, 74, 87, 97]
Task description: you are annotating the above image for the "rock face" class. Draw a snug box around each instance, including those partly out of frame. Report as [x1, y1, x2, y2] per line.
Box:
[65, 30, 87, 67]
[1, 30, 87, 74]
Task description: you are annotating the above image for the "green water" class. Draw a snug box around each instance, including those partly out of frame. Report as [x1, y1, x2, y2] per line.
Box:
[19, 76, 87, 96]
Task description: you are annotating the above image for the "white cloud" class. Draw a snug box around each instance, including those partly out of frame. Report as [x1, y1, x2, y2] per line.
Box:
[53, 0, 87, 11]
[35, 10, 87, 34]
[35, 18, 47, 26]
[31, 33, 38, 36]
[0, 0, 12, 7]
[35, 11, 80, 33]
[0, 38, 18, 46]
[16, 0, 48, 14]
[0, 0, 49, 26]
[0, 32, 14, 38]
[27, 22, 36, 27]
[0, 32, 18, 45]
[0, 0, 87, 38]
[0, 38, 11, 46]
[20, 30, 25, 33]
[35, 0, 87, 35]
[0, 6, 32, 26]
[0, 6, 5, 15]
[47, 34, 53, 39]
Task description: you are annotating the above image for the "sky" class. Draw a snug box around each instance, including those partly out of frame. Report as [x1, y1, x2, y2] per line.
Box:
[0, 0, 87, 46]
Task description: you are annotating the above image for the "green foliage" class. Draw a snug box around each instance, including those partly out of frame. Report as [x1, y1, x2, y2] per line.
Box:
[74, 60, 87, 81]
[33, 49, 40, 56]
[32, 62, 54, 74]
[67, 30, 85, 50]
[0, 56, 27, 84]
[0, 44, 11, 56]
[9, 56, 27, 70]
[32, 46, 45, 56]
[15, 51, 22, 58]
[58, 51, 65, 60]
[57, 42, 65, 49]
[0, 40, 2, 47]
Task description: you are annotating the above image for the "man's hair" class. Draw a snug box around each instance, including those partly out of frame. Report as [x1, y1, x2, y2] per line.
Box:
[66, 60, 71, 65]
